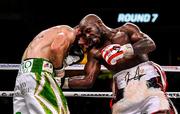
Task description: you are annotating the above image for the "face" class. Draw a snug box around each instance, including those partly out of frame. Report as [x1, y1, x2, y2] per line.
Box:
[79, 24, 101, 49]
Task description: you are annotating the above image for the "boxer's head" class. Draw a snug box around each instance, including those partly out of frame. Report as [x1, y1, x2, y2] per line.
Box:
[79, 14, 109, 49]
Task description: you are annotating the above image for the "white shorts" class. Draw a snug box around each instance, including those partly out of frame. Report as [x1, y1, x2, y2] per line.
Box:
[13, 58, 70, 114]
[112, 61, 176, 114]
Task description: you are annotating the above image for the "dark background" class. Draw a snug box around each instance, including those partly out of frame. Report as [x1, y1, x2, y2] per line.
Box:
[0, 0, 180, 113]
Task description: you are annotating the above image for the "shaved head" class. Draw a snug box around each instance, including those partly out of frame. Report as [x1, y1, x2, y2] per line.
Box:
[80, 14, 103, 27]
[78, 14, 112, 49]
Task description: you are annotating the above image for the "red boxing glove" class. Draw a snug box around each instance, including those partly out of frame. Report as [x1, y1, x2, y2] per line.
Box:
[101, 44, 134, 65]
[101, 44, 124, 65]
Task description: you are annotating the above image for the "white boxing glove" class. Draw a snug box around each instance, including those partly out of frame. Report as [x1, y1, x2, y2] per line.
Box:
[62, 77, 69, 89]
[64, 44, 84, 66]
[121, 43, 134, 59]
[64, 55, 81, 66]
[101, 44, 134, 65]
[54, 66, 65, 87]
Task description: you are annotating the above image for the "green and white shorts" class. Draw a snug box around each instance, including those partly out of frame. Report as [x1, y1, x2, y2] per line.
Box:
[13, 58, 70, 114]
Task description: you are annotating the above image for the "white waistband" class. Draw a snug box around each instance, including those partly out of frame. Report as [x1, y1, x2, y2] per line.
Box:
[113, 61, 159, 89]
[19, 58, 54, 74]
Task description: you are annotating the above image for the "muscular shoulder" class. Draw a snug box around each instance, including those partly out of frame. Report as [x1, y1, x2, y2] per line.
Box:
[123, 22, 140, 31]
[55, 25, 74, 32]
[117, 22, 146, 42]
[43, 25, 75, 40]
[119, 22, 140, 33]
[38, 25, 74, 35]
[56, 25, 76, 42]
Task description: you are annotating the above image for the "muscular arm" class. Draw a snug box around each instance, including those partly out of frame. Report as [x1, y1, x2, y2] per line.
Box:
[68, 50, 101, 89]
[51, 33, 69, 68]
[132, 33, 156, 55]
[121, 23, 156, 55]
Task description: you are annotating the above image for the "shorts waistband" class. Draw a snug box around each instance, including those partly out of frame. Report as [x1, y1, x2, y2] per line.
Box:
[20, 58, 54, 74]
[113, 61, 153, 78]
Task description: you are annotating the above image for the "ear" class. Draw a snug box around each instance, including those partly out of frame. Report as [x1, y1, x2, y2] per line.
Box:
[75, 28, 82, 36]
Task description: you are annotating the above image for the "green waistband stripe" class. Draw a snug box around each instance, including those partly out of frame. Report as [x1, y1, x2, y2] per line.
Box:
[16, 112, 21, 114]
[21, 58, 54, 74]
[31, 59, 43, 74]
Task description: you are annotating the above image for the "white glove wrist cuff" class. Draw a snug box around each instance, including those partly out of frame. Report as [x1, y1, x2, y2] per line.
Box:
[122, 44, 134, 58]
[54, 67, 65, 78]
[62, 77, 69, 89]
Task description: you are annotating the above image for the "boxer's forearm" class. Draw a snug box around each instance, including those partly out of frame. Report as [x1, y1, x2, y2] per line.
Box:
[62, 75, 95, 89]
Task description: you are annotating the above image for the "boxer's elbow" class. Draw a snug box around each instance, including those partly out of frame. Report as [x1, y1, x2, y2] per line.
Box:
[148, 39, 156, 52]
[81, 76, 95, 88]
[133, 38, 156, 55]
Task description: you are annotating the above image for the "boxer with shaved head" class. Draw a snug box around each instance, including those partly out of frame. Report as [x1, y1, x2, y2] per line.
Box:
[67, 14, 177, 114]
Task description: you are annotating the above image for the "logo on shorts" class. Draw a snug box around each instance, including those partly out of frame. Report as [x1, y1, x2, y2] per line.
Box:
[43, 61, 53, 73]
[21, 60, 33, 73]
[43, 63, 52, 68]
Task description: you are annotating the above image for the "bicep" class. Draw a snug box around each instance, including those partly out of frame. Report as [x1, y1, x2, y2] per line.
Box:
[85, 58, 101, 76]
[121, 23, 156, 54]
[131, 32, 156, 54]
[84, 53, 101, 80]
[120, 23, 144, 42]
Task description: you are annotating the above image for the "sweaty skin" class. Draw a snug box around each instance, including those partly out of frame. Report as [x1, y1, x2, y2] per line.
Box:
[13, 25, 81, 114]
[22, 25, 77, 69]
[68, 15, 177, 114]
[68, 14, 156, 89]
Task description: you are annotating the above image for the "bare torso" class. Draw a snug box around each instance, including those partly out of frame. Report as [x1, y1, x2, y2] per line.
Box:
[68, 16, 155, 89]
[22, 25, 75, 68]
[91, 30, 149, 73]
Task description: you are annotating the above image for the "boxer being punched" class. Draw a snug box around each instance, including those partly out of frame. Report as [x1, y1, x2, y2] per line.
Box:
[66, 14, 177, 114]
[13, 25, 83, 114]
